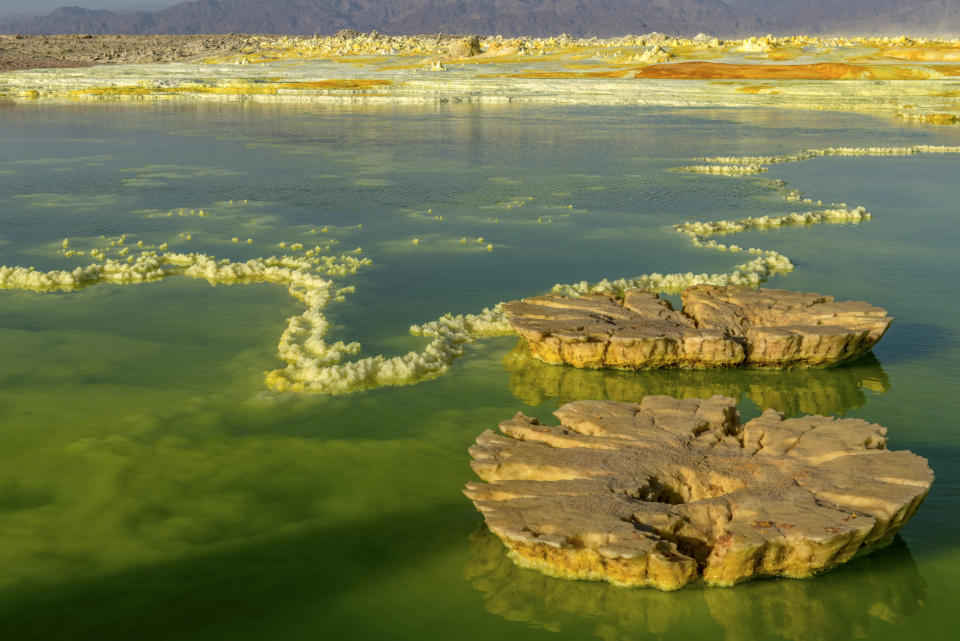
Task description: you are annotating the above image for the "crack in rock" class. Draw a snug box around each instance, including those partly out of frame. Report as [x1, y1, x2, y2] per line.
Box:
[465, 395, 932, 590]
[504, 285, 892, 369]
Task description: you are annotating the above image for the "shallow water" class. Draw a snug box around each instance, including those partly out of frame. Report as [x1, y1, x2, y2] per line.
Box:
[0, 103, 958, 640]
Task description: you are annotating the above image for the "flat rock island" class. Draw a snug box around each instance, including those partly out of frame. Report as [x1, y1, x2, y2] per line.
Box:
[503, 285, 891, 369]
[465, 395, 933, 590]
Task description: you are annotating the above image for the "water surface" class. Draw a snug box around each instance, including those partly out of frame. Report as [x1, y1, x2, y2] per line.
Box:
[0, 103, 958, 640]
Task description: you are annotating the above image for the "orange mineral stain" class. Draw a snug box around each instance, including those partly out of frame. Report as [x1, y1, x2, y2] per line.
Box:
[634, 62, 874, 80]
[277, 79, 393, 90]
[880, 47, 960, 62]
[506, 69, 631, 79]
[918, 113, 960, 124]
[735, 84, 779, 94]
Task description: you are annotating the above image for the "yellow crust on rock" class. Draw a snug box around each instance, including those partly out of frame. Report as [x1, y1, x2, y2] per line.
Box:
[505, 286, 891, 370]
[505, 539, 697, 591]
[466, 396, 933, 590]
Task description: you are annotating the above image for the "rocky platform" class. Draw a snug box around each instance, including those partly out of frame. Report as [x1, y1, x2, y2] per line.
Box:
[464, 395, 933, 590]
[503, 285, 891, 369]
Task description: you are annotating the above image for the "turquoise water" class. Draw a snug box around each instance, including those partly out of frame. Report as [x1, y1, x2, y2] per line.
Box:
[0, 103, 958, 640]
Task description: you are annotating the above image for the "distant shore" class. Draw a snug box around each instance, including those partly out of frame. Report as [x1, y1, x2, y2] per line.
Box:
[4, 31, 959, 72]
[2, 32, 958, 125]
[0, 33, 267, 71]
[0, 31, 494, 71]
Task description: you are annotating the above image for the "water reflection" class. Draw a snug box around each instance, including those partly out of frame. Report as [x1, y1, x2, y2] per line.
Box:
[703, 541, 927, 641]
[504, 341, 889, 416]
[466, 527, 926, 641]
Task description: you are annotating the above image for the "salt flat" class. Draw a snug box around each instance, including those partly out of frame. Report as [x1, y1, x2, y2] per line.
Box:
[2, 33, 959, 124]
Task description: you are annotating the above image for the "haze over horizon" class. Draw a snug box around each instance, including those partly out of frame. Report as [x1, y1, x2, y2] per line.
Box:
[0, 0, 169, 16]
[1, 0, 959, 36]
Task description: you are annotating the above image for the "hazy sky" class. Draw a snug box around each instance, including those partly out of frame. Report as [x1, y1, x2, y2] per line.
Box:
[0, 0, 173, 15]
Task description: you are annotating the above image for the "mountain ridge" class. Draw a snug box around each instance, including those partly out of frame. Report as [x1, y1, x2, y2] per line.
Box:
[2, 0, 959, 37]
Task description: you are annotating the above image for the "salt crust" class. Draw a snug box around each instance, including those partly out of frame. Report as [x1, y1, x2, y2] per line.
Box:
[465, 396, 933, 589]
[5, 34, 960, 127]
[1, 145, 954, 394]
[675, 164, 768, 176]
[142, 33, 960, 64]
[698, 145, 960, 166]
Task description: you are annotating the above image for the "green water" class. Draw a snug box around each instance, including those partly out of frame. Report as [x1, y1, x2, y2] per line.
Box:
[0, 103, 958, 640]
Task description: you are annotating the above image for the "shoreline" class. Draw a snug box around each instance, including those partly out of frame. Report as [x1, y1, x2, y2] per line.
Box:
[2, 32, 958, 124]
[4, 31, 960, 69]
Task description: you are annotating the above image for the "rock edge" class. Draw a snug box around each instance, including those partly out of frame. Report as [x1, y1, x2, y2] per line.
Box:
[465, 395, 932, 590]
[503, 285, 892, 369]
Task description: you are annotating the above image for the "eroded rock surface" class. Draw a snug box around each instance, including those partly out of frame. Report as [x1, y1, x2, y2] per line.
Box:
[682, 286, 891, 366]
[465, 396, 932, 590]
[503, 289, 744, 369]
[503, 285, 891, 369]
[447, 35, 482, 58]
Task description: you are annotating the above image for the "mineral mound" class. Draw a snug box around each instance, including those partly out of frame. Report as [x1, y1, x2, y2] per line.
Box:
[503, 285, 891, 369]
[464, 395, 932, 590]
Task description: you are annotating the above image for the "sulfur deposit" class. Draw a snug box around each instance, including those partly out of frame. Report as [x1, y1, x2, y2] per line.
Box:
[465, 395, 933, 590]
[542, 146, 960, 302]
[683, 286, 891, 366]
[2, 34, 960, 125]
[675, 164, 768, 176]
[505, 286, 890, 369]
[0, 145, 943, 395]
[698, 144, 960, 166]
[0, 245, 515, 395]
[505, 289, 742, 369]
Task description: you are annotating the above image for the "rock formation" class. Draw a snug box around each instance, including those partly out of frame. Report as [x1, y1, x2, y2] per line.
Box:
[503, 285, 891, 369]
[465, 395, 932, 590]
[446, 35, 482, 58]
[466, 525, 927, 639]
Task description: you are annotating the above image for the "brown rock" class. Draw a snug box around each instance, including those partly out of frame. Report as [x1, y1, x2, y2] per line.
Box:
[464, 395, 932, 590]
[504, 290, 744, 369]
[446, 35, 482, 58]
[478, 43, 520, 57]
[466, 525, 927, 638]
[503, 286, 891, 369]
[682, 285, 892, 366]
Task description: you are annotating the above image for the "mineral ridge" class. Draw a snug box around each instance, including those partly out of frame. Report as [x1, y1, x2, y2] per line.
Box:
[504, 285, 891, 369]
[465, 395, 933, 590]
[3, 33, 960, 125]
